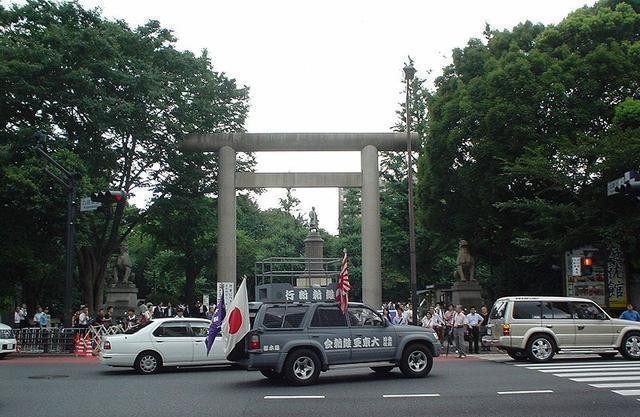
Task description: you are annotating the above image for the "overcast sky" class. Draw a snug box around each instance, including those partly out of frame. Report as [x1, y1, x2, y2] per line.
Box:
[79, 0, 595, 234]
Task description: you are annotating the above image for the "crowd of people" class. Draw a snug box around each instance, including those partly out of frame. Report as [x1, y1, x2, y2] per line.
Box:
[10, 300, 218, 331]
[382, 301, 491, 358]
[71, 300, 218, 330]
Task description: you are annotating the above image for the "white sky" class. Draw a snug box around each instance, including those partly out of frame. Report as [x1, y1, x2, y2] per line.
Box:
[79, 0, 596, 234]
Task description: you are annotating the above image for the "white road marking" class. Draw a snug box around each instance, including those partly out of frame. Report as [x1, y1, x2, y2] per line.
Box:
[570, 376, 640, 382]
[514, 361, 623, 367]
[611, 390, 640, 396]
[382, 394, 441, 398]
[264, 396, 325, 400]
[497, 390, 554, 395]
[539, 367, 640, 373]
[527, 363, 639, 370]
[590, 383, 640, 388]
[553, 371, 640, 378]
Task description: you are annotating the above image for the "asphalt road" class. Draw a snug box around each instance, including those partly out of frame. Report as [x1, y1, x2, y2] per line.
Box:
[2, 354, 639, 417]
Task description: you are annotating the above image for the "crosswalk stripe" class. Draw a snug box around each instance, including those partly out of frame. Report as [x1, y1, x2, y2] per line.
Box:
[554, 371, 640, 378]
[526, 363, 638, 370]
[570, 376, 640, 382]
[589, 383, 640, 388]
[611, 389, 640, 396]
[538, 367, 640, 373]
[514, 361, 624, 367]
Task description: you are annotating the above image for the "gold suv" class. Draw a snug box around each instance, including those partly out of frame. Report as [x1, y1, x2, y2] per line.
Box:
[483, 296, 640, 362]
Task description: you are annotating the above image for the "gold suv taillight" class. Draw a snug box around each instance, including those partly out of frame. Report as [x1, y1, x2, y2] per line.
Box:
[502, 324, 511, 336]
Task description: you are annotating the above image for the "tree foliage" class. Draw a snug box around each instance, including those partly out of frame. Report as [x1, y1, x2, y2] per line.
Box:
[417, 0, 640, 300]
[0, 0, 249, 311]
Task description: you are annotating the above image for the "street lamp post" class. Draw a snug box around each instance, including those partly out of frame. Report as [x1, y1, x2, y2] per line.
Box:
[403, 61, 418, 326]
[33, 131, 78, 328]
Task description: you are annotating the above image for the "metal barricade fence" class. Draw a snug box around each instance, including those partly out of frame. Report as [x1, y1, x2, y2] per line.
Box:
[15, 325, 125, 354]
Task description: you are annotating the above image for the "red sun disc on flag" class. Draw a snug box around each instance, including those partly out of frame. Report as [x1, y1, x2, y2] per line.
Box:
[228, 307, 243, 334]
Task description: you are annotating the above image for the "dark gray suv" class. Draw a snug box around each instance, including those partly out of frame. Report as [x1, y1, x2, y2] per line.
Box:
[232, 302, 441, 385]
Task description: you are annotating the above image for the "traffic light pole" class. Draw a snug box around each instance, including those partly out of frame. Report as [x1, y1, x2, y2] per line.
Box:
[33, 135, 77, 328]
[64, 176, 77, 328]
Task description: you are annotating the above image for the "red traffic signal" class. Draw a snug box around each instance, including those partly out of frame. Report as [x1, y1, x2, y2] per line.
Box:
[90, 191, 127, 204]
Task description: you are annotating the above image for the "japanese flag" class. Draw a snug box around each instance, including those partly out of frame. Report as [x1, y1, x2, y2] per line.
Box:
[222, 278, 250, 358]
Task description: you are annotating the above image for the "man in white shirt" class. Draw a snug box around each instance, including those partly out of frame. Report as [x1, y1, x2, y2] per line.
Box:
[452, 305, 468, 358]
[466, 306, 484, 354]
[78, 307, 90, 327]
[14, 306, 22, 329]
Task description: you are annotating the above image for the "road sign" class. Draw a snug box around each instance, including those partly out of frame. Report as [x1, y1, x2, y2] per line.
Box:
[80, 197, 102, 212]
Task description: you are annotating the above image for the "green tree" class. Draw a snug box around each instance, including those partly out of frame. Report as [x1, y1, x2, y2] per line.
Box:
[0, 1, 249, 311]
[417, 0, 640, 299]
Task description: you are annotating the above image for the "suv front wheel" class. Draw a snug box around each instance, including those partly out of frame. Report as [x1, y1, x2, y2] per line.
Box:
[399, 343, 433, 378]
[620, 332, 640, 360]
[283, 349, 321, 386]
[527, 334, 555, 363]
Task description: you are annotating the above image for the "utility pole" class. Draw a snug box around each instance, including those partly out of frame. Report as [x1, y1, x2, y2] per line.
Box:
[403, 59, 418, 326]
[33, 131, 79, 327]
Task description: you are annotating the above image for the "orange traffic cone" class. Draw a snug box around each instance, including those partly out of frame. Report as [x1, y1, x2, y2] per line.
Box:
[73, 333, 84, 356]
[81, 338, 93, 357]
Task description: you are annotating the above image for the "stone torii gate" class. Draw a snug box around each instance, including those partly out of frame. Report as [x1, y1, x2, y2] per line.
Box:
[183, 132, 416, 308]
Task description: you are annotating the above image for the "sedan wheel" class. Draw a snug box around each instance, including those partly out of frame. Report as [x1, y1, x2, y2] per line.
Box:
[135, 352, 162, 374]
[620, 332, 640, 360]
[527, 335, 555, 363]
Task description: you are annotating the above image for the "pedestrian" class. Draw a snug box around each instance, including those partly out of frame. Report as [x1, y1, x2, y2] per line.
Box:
[39, 307, 50, 329]
[479, 305, 491, 351]
[195, 301, 208, 319]
[165, 302, 175, 318]
[452, 304, 468, 358]
[139, 305, 152, 325]
[383, 307, 392, 323]
[174, 307, 185, 318]
[403, 302, 413, 324]
[94, 308, 108, 326]
[466, 306, 483, 354]
[19, 304, 28, 328]
[33, 306, 43, 328]
[104, 306, 114, 326]
[393, 304, 407, 325]
[443, 303, 455, 344]
[154, 302, 166, 319]
[78, 306, 90, 328]
[619, 304, 640, 321]
[124, 308, 137, 330]
[421, 311, 437, 330]
[13, 306, 22, 329]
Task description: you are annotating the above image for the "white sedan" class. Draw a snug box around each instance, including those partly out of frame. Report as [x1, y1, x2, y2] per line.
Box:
[99, 318, 228, 374]
[0, 323, 17, 358]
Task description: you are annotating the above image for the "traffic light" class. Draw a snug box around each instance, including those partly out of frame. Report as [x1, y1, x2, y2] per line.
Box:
[90, 191, 126, 218]
[581, 256, 593, 276]
[90, 191, 127, 204]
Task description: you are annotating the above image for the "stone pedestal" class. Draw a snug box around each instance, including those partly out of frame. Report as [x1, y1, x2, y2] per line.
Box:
[450, 281, 483, 308]
[297, 231, 330, 287]
[105, 285, 139, 318]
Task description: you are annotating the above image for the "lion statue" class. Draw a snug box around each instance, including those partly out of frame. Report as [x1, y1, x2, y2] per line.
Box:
[453, 239, 475, 281]
[111, 243, 133, 286]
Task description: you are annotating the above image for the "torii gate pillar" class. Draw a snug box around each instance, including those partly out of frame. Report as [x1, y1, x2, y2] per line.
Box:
[183, 133, 417, 309]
